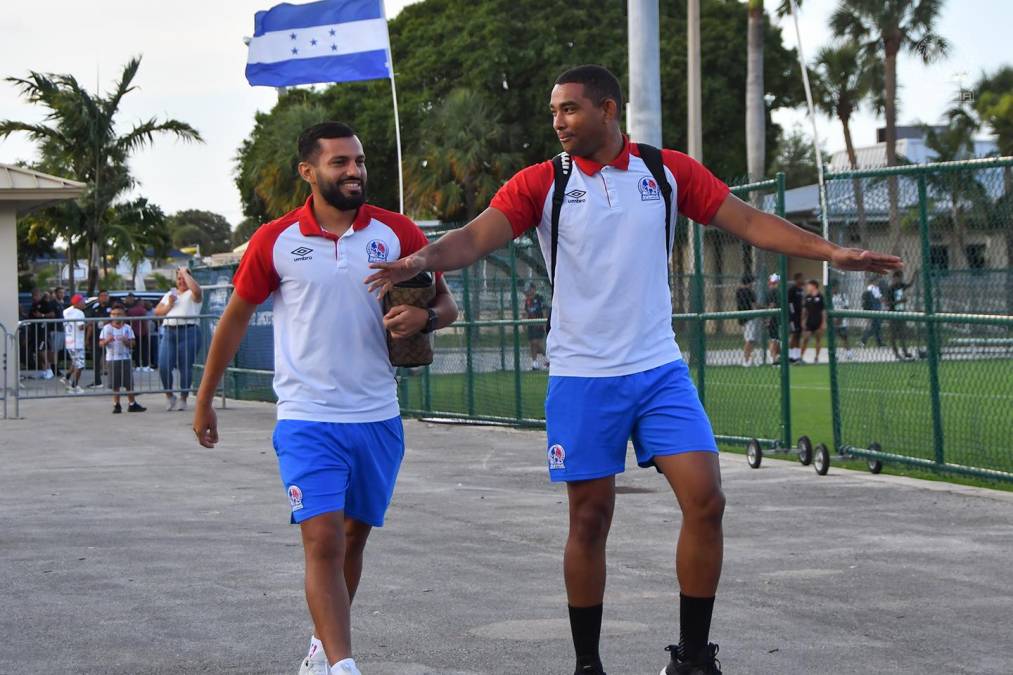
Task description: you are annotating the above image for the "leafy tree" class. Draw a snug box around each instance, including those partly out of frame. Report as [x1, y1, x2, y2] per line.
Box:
[830, 0, 949, 242]
[0, 57, 203, 293]
[236, 0, 802, 221]
[107, 198, 171, 286]
[168, 209, 233, 255]
[769, 125, 829, 188]
[811, 42, 882, 238]
[404, 88, 521, 221]
[232, 217, 261, 248]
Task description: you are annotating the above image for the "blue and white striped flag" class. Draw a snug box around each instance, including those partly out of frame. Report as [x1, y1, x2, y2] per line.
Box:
[245, 0, 391, 87]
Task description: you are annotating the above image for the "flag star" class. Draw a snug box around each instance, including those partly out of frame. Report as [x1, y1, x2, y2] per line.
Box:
[290, 32, 297, 40]
[291, 47, 298, 54]
[329, 28, 336, 36]
[310, 38, 317, 46]
[331, 43, 338, 51]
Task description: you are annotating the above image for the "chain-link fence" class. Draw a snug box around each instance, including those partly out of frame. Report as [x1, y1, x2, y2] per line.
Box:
[824, 157, 1013, 480]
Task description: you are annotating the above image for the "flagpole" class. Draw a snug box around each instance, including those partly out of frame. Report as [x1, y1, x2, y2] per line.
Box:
[381, 2, 405, 214]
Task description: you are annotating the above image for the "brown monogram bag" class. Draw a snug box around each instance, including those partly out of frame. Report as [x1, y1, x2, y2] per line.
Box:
[383, 272, 436, 367]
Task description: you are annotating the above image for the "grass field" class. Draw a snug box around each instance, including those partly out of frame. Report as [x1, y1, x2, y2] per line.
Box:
[397, 357, 1013, 490]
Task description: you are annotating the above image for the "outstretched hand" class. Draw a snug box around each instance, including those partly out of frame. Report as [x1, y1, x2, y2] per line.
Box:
[830, 248, 903, 274]
[364, 254, 425, 299]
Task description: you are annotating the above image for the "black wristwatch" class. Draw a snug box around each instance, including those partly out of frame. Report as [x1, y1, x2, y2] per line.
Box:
[421, 308, 439, 334]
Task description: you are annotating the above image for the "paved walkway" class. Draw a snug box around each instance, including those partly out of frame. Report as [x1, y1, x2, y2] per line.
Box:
[2, 397, 1012, 674]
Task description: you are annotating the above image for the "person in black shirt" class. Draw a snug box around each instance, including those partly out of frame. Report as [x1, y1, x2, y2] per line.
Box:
[87, 290, 113, 387]
[786, 273, 805, 363]
[735, 274, 758, 366]
[765, 274, 782, 364]
[524, 283, 548, 370]
[888, 270, 913, 360]
[800, 279, 826, 364]
[28, 288, 56, 379]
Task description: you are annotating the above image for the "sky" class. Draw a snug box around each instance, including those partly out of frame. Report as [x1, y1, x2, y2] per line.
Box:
[0, 1, 1008, 230]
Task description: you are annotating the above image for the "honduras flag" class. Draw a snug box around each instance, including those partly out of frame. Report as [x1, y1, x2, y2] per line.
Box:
[245, 0, 391, 87]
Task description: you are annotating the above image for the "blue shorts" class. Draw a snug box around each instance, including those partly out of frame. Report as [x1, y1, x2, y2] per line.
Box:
[272, 417, 405, 527]
[545, 359, 718, 482]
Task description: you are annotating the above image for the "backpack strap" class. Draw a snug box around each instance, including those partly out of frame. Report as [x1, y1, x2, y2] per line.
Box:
[549, 152, 572, 288]
[635, 143, 674, 259]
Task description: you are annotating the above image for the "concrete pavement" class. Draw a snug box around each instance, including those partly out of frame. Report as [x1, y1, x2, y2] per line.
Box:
[2, 396, 1012, 674]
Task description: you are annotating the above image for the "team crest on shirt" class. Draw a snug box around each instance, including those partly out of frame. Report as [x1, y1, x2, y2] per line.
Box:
[548, 444, 566, 470]
[638, 175, 661, 201]
[366, 239, 389, 262]
[564, 189, 587, 204]
[287, 485, 304, 511]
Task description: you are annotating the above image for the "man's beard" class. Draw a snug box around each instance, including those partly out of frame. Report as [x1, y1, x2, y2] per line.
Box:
[319, 178, 367, 211]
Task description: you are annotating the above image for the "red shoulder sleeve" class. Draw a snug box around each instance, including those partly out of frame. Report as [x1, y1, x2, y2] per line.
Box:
[232, 220, 286, 304]
[661, 149, 730, 225]
[489, 161, 554, 237]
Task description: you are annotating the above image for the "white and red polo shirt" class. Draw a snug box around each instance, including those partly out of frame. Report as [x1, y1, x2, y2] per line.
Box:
[490, 138, 729, 377]
[233, 197, 433, 423]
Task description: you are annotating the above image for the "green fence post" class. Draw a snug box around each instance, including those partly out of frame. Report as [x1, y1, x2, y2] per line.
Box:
[462, 266, 476, 417]
[509, 241, 523, 420]
[423, 365, 432, 412]
[692, 220, 705, 404]
[918, 174, 945, 466]
[775, 172, 791, 448]
[825, 279, 843, 452]
[499, 284, 506, 371]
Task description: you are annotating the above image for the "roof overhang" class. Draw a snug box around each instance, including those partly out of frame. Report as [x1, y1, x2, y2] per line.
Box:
[0, 163, 86, 215]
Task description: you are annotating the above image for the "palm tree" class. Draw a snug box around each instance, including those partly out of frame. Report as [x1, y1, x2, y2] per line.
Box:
[106, 198, 171, 288]
[0, 57, 202, 293]
[922, 111, 986, 268]
[971, 66, 1013, 309]
[236, 101, 327, 220]
[404, 88, 521, 223]
[830, 0, 948, 249]
[811, 42, 882, 241]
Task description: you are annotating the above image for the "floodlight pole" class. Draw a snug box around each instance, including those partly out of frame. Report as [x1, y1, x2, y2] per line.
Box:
[627, 0, 663, 146]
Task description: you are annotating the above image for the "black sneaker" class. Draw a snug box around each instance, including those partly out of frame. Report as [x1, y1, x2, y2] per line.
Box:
[661, 643, 721, 675]
[112, 404, 122, 414]
[574, 664, 606, 675]
[127, 402, 147, 413]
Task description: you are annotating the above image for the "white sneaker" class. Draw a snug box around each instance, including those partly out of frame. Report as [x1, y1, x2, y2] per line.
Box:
[74, 386, 85, 394]
[178, 397, 188, 412]
[41, 370, 54, 380]
[298, 642, 328, 675]
[166, 394, 178, 412]
[331, 658, 361, 675]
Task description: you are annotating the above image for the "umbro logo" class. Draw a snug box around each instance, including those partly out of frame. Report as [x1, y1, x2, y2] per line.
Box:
[291, 246, 314, 261]
[564, 189, 587, 204]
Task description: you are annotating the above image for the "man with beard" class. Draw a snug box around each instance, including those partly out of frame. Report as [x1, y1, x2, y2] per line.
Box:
[191, 122, 458, 675]
[366, 65, 902, 675]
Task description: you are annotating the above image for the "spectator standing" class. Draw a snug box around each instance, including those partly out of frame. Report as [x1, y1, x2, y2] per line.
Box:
[765, 274, 782, 365]
[28, 289, 54, 379]
[859, 281, 884, 347]
[99, 306, 146, 413]
[86, 290, 113, 388]
[62, 294, 87, 393]
[735, 274, 758, 367]
[524, 282, 548, 370]
[154, 267, 203, 411]
[800, 280, 826, 364]
[888, 270, 914, 360]
[51, 287, 68, 367]
[124, 293, 154, 372]
[831, 288, 854, 360]
[787, 272, 805, 363]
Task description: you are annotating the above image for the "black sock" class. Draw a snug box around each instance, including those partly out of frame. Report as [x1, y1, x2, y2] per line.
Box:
[568, 603, 603, 671]
[678, 593, 715, 661]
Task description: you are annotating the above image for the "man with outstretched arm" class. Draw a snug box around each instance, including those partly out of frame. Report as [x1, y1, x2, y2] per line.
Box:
[193, 122, 458, 675]
[366, 65, 901, 675]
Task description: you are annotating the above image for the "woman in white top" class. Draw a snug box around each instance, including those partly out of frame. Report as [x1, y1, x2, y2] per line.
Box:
[154, 267, 203, 411]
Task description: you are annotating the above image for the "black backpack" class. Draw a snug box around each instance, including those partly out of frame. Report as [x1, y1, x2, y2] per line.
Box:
[548, 143, 673, 288]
